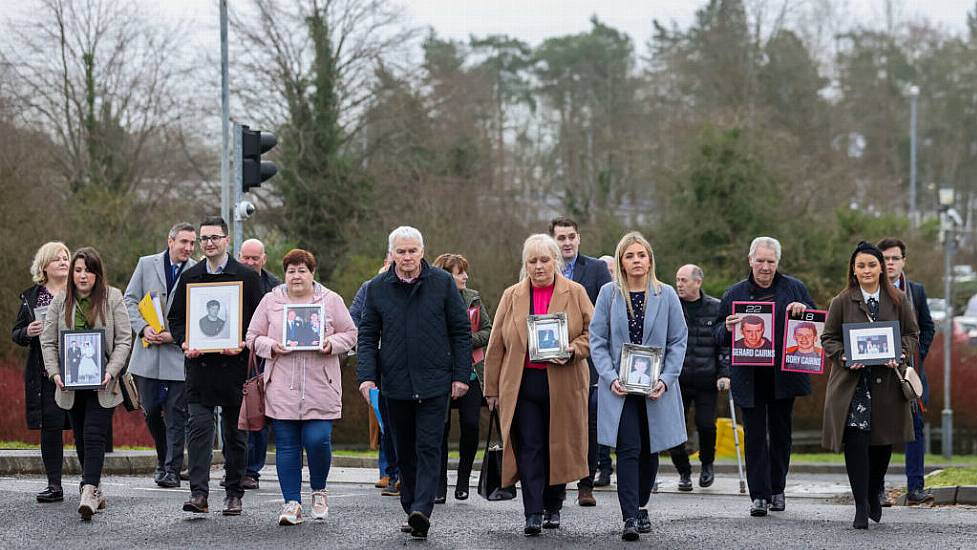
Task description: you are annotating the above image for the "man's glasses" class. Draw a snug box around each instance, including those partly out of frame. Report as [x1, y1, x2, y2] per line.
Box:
[883, 255, 903, 263]
[199, 235, 227, 244]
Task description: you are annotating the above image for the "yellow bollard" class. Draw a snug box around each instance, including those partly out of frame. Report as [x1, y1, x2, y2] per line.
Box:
[715, 417, 745, 459]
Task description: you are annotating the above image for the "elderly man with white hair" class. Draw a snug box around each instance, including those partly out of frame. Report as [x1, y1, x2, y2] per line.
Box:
[356, 226, 472, 539]
[713, 237, 816, 518]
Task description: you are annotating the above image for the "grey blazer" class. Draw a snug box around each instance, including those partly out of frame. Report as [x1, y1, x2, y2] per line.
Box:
[590, 281, 689, 453]
[123, 252, 196, 380]
[40, 288, 132, 410]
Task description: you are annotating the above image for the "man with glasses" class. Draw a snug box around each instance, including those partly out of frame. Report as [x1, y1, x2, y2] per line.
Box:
[168, 217, 263, 516]
[123, 222, 197, 489]
[877, 238, 935, 506]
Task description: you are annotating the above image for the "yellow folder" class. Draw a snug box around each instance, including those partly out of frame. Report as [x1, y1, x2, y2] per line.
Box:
[138, 292, 165, 348]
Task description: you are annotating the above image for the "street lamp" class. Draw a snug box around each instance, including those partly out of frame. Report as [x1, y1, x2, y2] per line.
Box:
[909, 85, 920, 227]
[938, 186, 956, 459]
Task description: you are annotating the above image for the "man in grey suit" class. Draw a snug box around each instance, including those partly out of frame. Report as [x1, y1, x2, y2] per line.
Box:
[549, 217, 613, 506]
[124, 222, 197, 488]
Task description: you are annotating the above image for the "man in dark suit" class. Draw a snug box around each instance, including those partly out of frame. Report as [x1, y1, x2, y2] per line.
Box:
[67, 341, 82, 384]
[549, 217, 613, 506]
[877, 238, 936, 506]
[168, 216, 263, 516]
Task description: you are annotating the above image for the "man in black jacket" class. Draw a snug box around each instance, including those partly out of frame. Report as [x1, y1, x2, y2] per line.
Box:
[549, 217, 613, 506]
[168, 217, 263, 516]
[669, 264, 730, 491]
[877, 238, 936, 505]
[357, 226, 471, 539]
[714, 237, 816, 517]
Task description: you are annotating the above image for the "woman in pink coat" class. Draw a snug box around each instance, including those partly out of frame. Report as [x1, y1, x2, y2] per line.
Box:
[246, 249, 357, 526]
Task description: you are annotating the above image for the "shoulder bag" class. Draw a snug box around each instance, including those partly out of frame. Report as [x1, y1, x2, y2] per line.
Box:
[238, 351, 267, 431]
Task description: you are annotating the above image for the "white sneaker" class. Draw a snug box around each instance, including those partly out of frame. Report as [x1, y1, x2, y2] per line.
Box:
[311, 490, 329, 520]
[278, 501, 303, 526]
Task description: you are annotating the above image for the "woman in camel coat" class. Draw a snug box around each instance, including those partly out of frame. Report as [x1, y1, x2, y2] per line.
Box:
[484, 234, 592, 536]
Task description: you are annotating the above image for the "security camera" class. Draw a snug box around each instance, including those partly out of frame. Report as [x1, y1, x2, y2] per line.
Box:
[235, 200, 255, 220]
[947, 208, 963, 227]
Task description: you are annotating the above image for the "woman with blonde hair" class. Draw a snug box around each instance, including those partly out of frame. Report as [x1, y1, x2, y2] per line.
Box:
[12, 241, 72, 502]
[483, 234, 592, 535]
[590, 231, 688, 541]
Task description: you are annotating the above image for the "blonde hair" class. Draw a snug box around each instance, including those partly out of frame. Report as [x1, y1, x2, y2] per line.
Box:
[613, 232, 662, 317]
[30, 241, 70, 285]
[518, 234, 564, 280]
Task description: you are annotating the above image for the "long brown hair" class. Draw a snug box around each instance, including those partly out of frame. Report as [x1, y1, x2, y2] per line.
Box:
[844, 241, 901, 306]
[64, 247, 108, 327]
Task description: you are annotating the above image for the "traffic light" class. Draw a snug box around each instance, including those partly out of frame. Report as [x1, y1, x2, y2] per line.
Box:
[240, 124, 278, 193]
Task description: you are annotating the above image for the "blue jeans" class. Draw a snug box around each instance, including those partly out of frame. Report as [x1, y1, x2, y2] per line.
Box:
[905, 405, 925, 492]
[246, 425, 269, 479]
[272, 419, 333, 503]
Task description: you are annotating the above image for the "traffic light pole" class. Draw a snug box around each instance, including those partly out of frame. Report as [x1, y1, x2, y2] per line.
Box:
[219, 0, 231, 227]
[232, 122, 243, 258]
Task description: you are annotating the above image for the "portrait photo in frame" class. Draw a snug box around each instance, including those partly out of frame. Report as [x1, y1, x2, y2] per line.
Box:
[185, 281, 243, 352]
[843, 321, 900, 366]
[282, 304, 326, 351]
[731, 301, 776, 366]
[60, 329, 106, 390]
[781, 309, 827, 374]
[527, 313, 570, 361]
[619, 343, 663, 395]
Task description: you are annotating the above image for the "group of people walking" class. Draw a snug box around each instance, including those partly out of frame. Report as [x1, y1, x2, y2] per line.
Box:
[13, 215, 934, 539]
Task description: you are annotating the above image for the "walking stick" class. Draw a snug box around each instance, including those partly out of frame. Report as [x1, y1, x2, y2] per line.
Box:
[727, 391, 746, 494]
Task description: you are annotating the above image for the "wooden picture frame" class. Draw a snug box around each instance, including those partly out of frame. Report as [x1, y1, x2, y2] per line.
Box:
[185, 281, 244, 353]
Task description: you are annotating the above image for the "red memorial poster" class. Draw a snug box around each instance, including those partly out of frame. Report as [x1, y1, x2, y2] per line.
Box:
[781, 309, 827, 374]
[731, 301, 776, 366]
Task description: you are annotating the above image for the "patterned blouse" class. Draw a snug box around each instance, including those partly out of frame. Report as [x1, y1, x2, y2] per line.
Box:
[628, 291, 646, 344]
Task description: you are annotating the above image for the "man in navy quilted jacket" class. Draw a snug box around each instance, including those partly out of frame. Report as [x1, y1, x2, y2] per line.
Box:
[357, 226, 472, 539]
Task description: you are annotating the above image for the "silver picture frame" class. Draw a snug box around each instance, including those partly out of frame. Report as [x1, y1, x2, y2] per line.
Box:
[619, 343, 663, 395]
[527, 313, 571, 361]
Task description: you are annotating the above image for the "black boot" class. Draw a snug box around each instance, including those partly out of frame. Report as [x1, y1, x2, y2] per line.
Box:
[524, 514, 542, 536]
[678, 472, 693, 492]
[699, 463, 714, 488]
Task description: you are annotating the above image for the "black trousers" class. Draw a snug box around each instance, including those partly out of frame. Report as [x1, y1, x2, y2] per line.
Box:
[843, 428, 892, 517]
[578, 385, 600, 490]
[135, 375, 188, 476]
[512, 368, 566, 516]
[39, 377, 69, 487]
[669, 386, 719, 474]
[616, 395, 658, 521]
[379, 393, 399, 480]
[187, 402, 247, 499]
[438, 378, 482, 497]
[67, 390, 114, 487]
[739, 397, 794, 501]
[387, 394, 449, 518]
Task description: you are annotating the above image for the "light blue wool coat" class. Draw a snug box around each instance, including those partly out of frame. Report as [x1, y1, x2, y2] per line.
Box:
[590, 281, 689, 452]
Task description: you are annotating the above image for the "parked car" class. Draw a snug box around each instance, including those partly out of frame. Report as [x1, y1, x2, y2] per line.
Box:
[929, 298, 947, 324]
[953, 316, 977, 346]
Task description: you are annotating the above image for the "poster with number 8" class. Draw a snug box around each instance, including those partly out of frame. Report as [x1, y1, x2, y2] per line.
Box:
[731, 301, 776, 366]
[781, 310, 827, 374]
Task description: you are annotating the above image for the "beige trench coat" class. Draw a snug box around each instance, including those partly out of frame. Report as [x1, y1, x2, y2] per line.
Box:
[483, 274, 593, 487]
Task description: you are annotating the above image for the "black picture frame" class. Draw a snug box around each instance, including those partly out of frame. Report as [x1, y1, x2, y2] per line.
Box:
[842, 321, 900, 366]
[60, 328, 107, 390]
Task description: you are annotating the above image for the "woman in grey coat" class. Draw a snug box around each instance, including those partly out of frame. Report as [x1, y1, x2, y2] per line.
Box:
[590, 232, 688, 541]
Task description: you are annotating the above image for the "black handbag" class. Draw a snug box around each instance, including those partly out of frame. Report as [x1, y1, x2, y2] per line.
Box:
[478, 408, 516, 501]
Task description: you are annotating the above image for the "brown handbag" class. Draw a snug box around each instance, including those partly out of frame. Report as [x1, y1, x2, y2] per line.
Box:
[237, 351, 266, 431]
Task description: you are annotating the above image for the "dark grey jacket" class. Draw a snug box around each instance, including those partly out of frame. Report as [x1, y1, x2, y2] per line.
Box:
[356, 260, 472, 400]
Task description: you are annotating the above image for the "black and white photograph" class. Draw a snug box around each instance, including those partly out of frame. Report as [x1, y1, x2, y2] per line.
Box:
[185, 281, 243, 352]
[282, 304, 326, 351]
[842, 321, 900, 366]
[527, 313, 570, 361]
[60, 329, 106, 390]
[33, 305, 48, 324]
[619, 343, 663, 395]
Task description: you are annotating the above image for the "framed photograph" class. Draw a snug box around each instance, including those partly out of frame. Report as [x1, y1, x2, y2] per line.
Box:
[843, 321, 900, 366]
[527, 313, 570, 361]
[731, 301, 776, 366]
[186, 281, 243, 353]
[33, 305, 48, 323]
[282, 304, 326, 351]
[60, 329, 106, 390]
[781, 310, 827, 374]
[619, 343, 663, 395]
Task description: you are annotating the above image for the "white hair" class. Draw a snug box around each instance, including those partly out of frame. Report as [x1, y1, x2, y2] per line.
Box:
[387, 226, 424, 253]
[518, 234, 564, 280]
[748, 236, 782, 262]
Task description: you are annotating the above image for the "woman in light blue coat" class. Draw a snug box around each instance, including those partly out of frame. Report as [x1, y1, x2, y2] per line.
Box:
[590, 231, 688, 541]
